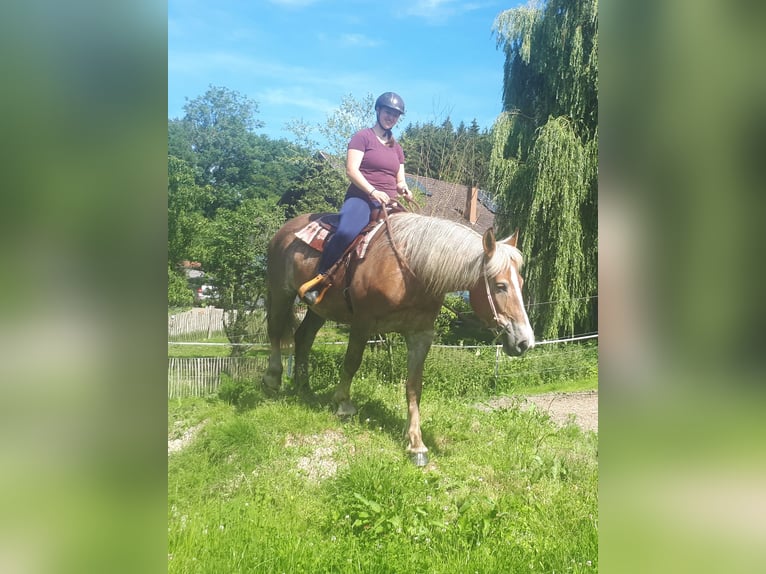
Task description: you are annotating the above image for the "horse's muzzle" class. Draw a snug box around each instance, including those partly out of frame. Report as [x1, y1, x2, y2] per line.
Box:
[499, 324, 535, 357]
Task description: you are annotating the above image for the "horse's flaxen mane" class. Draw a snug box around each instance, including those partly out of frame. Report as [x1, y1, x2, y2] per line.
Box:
[386, 213, 524, 295]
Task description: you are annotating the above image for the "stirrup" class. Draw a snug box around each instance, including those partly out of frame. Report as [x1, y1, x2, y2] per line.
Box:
[299, 274, 330, 304]
[298, 274, 325, 299]
[302, 284, 331, 306]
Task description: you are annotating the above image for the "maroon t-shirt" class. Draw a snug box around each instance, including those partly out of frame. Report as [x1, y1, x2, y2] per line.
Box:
[346, 128, 405, 200]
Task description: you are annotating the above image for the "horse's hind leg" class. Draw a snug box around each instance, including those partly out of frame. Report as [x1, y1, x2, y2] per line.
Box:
[262, 289, 294, 394]
[332, 326, 369, 417]
[293, 308, 326, 397]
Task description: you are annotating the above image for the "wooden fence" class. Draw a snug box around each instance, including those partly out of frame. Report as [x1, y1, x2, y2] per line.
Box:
[168, 307, 274, 343]
[168, 356, 277, 399]
[168, 307, 226, 340]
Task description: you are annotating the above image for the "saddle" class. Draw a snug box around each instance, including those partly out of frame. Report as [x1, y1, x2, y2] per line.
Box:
[293, 208, 392, 259]
[293, 205, 404, 308]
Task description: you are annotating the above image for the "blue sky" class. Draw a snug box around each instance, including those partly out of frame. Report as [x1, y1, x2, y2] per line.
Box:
[169, 0, 523, 145]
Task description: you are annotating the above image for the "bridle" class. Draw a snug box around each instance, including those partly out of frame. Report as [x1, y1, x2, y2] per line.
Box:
[482, 259, 513, 340]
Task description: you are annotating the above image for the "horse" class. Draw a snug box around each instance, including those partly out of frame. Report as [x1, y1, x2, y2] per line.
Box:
[262, 211, 535, 466]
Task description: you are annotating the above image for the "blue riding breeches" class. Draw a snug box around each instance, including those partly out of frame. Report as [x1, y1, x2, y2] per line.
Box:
[317, 196, 377, 274]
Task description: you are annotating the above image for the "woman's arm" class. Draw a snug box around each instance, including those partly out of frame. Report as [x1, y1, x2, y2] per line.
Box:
[396, 164, 412, 199]
[346, 148, 389, 204]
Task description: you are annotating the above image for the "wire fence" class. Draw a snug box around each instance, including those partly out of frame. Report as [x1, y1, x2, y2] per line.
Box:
[167, 297, 598, 399]
[167, 334, 598, 399]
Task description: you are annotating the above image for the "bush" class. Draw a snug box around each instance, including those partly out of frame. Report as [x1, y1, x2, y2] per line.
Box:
[302, 339, 598, 398]
[217, 373, 259, 408]
[168, 266, 194, 307]
[424, 347, 497, 398]
[435, 293, 496, 345]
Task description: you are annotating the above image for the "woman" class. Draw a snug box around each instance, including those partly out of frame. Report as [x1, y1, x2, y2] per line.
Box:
[299, 92, 413, 305]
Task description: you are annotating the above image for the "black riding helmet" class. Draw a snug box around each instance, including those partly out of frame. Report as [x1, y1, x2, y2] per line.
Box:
[375, 92, 405, 115]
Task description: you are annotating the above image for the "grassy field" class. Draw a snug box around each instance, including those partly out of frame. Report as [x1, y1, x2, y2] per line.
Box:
[168, 342, 598, 573]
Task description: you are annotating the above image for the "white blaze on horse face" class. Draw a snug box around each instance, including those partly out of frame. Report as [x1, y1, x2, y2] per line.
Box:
[508, 265, 535, 344]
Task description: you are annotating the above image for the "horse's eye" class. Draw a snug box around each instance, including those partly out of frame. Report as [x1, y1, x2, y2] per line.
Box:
[495, 282, 508, 292]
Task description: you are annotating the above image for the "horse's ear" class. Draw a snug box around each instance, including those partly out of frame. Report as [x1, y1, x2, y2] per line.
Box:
[482, 227, 497, 258]
[502, 228, 520, 248]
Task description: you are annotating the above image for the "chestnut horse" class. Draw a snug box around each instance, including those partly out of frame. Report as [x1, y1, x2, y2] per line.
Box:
[262, 211, 534, 465]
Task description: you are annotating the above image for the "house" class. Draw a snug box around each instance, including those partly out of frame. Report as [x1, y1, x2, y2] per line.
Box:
[405, 173, 497, 235]
[179, 260, 205, 279]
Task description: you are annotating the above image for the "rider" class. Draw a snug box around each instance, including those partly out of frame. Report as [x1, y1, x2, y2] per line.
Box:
[299, 92, 413, 305]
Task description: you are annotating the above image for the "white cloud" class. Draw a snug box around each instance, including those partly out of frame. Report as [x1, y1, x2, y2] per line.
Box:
[257, 87, 335, 114]
[339, 33, 382, 48]
[402, 0, 485, 25]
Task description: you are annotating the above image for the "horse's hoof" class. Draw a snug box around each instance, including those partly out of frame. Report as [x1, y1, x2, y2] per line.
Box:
[296, 387, 318, 403]
[261, 380, 280, 397]
[409, 452, 429, 467]
[335, 400, 357, 418]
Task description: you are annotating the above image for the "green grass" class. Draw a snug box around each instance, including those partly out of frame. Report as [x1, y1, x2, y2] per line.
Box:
[168, 348, 598, 573]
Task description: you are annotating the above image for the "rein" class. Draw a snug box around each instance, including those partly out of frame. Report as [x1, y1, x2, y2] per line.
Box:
[380, 201, 419, 280]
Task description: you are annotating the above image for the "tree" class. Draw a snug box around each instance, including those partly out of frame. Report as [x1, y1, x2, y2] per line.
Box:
[167, 155, 211, 267]
[490, 0, 598, 339]
[318, 93, 376, 158]
[278, 153, 347, 219]
[176, 85, 265, 203]
[168, 265, 194, 308]
[400, 120, 493, 189]
[201, 198, 285, 355]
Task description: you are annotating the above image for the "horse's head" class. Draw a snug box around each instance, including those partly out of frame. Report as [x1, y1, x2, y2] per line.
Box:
[468, 228, 535, 356]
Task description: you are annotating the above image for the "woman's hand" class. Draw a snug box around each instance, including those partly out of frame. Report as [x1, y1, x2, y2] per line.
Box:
[370, 189, 390, 205]
[397, 184, 412, 200]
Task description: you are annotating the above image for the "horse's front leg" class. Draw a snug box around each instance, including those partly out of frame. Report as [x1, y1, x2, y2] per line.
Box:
[403, 331, 434, 467]
[332, 326, 369, 417]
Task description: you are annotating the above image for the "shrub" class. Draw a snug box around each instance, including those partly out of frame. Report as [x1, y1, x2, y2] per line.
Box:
[217, 373, 259, 408]
[168, 266, 194, 307]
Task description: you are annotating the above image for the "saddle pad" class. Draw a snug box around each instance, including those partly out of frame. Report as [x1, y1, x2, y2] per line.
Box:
[294, 221, 331, 252]
[355, 220, 386, 258]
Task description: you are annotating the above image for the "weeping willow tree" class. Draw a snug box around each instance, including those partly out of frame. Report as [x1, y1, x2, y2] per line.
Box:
[490, 0, 598, 340]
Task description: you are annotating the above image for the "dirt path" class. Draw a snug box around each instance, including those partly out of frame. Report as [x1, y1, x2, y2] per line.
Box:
[477, 390, 598, 433]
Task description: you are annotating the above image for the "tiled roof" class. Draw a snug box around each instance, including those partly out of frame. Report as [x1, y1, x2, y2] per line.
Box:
[405, 173, 496, 235]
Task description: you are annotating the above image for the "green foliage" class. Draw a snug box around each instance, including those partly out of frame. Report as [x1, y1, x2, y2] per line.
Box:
[329, 456, 445, 541]
[424, 348, 498, 398]
[318, 93, 377, 158]
[167, 266, 194, 308]
[217, 373, 260, 409]
[400, 119, 493, 189]
[278, 153, 347, 218]
[305, 346, 347, 394]
[494, 340, 598, 392]
[168, 371, 598, 573]
[167, 155, 211, 266]
[201, 198, 285, 353]
[434, 294, 495, 345]
[303, 339, 597, 399]
[176, 85, 264, 190]
[490, 0, 598, 339]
